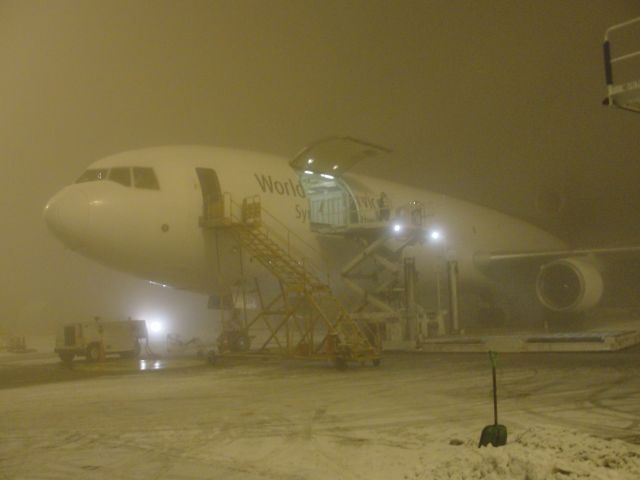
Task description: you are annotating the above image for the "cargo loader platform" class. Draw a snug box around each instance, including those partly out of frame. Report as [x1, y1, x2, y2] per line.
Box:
[407, 330, 640, 353]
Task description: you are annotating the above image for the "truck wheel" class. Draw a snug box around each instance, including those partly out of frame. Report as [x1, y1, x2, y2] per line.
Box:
[58, 352, 75, 363]
[86, 343, 101, 362]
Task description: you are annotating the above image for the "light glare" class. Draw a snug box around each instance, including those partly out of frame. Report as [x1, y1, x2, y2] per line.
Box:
[149, 321, 163, 334]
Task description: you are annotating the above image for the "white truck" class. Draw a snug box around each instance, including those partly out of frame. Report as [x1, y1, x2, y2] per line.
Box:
[55, 318, 147, 362]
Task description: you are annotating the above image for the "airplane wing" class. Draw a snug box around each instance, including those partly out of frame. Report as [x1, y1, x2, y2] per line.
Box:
[291, 136, 391, 176]
[475, 245, 640, 267]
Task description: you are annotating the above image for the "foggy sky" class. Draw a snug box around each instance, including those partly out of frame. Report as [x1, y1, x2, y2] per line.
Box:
[1, 0, 639, 333]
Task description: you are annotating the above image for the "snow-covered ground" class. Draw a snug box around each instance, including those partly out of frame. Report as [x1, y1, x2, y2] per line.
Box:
[1, 351, 640, 479]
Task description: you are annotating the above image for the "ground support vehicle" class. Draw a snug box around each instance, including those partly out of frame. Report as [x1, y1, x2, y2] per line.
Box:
[55, 319, 147, 362]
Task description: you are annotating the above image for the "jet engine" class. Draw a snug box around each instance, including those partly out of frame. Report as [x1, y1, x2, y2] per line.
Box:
[536, 257, 603, 312]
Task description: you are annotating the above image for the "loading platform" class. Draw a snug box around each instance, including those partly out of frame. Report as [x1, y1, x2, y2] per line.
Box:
[413, 329, 640, 353]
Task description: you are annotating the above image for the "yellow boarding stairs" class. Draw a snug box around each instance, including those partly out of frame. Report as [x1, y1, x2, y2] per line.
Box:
[201, 194, 381, 368]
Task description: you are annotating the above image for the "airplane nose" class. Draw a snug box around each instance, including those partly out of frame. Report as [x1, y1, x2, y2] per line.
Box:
[43, 188, 89, 249]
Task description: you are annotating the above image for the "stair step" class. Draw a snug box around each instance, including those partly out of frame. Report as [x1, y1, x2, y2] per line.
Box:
[223, 208, 380, 358]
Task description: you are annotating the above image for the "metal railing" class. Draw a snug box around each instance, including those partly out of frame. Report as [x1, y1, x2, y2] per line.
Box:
[205, 193, 429, 287]
[603, 16, 640, 111]
[308, 200, 428, 229]
[220, 193, 333, 287]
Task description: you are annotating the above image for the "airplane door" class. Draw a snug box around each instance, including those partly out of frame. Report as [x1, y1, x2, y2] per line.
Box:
[196, 167, 223, 219]
[196, 168, 221, 202]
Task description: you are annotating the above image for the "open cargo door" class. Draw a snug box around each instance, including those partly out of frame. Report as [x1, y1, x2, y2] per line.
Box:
[291, 136, 391, 176]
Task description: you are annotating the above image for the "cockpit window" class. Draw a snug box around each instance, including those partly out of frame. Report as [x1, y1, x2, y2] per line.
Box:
[133, 167, 160, 190]
[74, 166, 159, 189]
[75, 169, 108, 183]
[108, 167, 131, 187]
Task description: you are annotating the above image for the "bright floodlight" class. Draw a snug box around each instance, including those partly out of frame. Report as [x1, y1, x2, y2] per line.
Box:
[429, 229, 444, 242]
[307, 158, 314, 164]
[304, 170, 314, 175]
[149, 321, 163, 334]
[393, 224, 402, 233]
[320, 173, 334, 180]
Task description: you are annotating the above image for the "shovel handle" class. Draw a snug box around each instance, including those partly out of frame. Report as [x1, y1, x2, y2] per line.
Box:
[492, 362, 498, 425]
[489, 351, 498, 425]
[489, 350, 498, 368]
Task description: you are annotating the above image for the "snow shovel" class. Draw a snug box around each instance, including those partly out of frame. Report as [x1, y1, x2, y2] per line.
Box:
[478, 350, 507, 447]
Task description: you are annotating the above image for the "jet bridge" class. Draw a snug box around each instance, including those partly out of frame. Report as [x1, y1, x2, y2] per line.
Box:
[603, 16, 640, 112]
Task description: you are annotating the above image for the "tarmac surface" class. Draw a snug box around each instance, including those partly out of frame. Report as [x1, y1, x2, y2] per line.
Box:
[2, 345, 640, 478]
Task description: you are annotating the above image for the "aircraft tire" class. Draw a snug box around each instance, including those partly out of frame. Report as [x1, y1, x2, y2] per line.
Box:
[334, 356, 348, 371]
[234, 334, 250, 352]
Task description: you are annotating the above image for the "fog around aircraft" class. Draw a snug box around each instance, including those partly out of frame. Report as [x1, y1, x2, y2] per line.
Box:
[43, 138, 640, 332]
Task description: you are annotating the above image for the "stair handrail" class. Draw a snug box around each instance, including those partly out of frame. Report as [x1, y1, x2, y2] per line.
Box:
[224, 193, 333, 286]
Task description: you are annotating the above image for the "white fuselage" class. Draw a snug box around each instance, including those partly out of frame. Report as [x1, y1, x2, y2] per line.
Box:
[44, 146, 566, 314]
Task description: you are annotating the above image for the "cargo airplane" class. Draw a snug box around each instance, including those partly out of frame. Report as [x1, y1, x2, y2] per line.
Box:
[43, 138, 639, 336]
